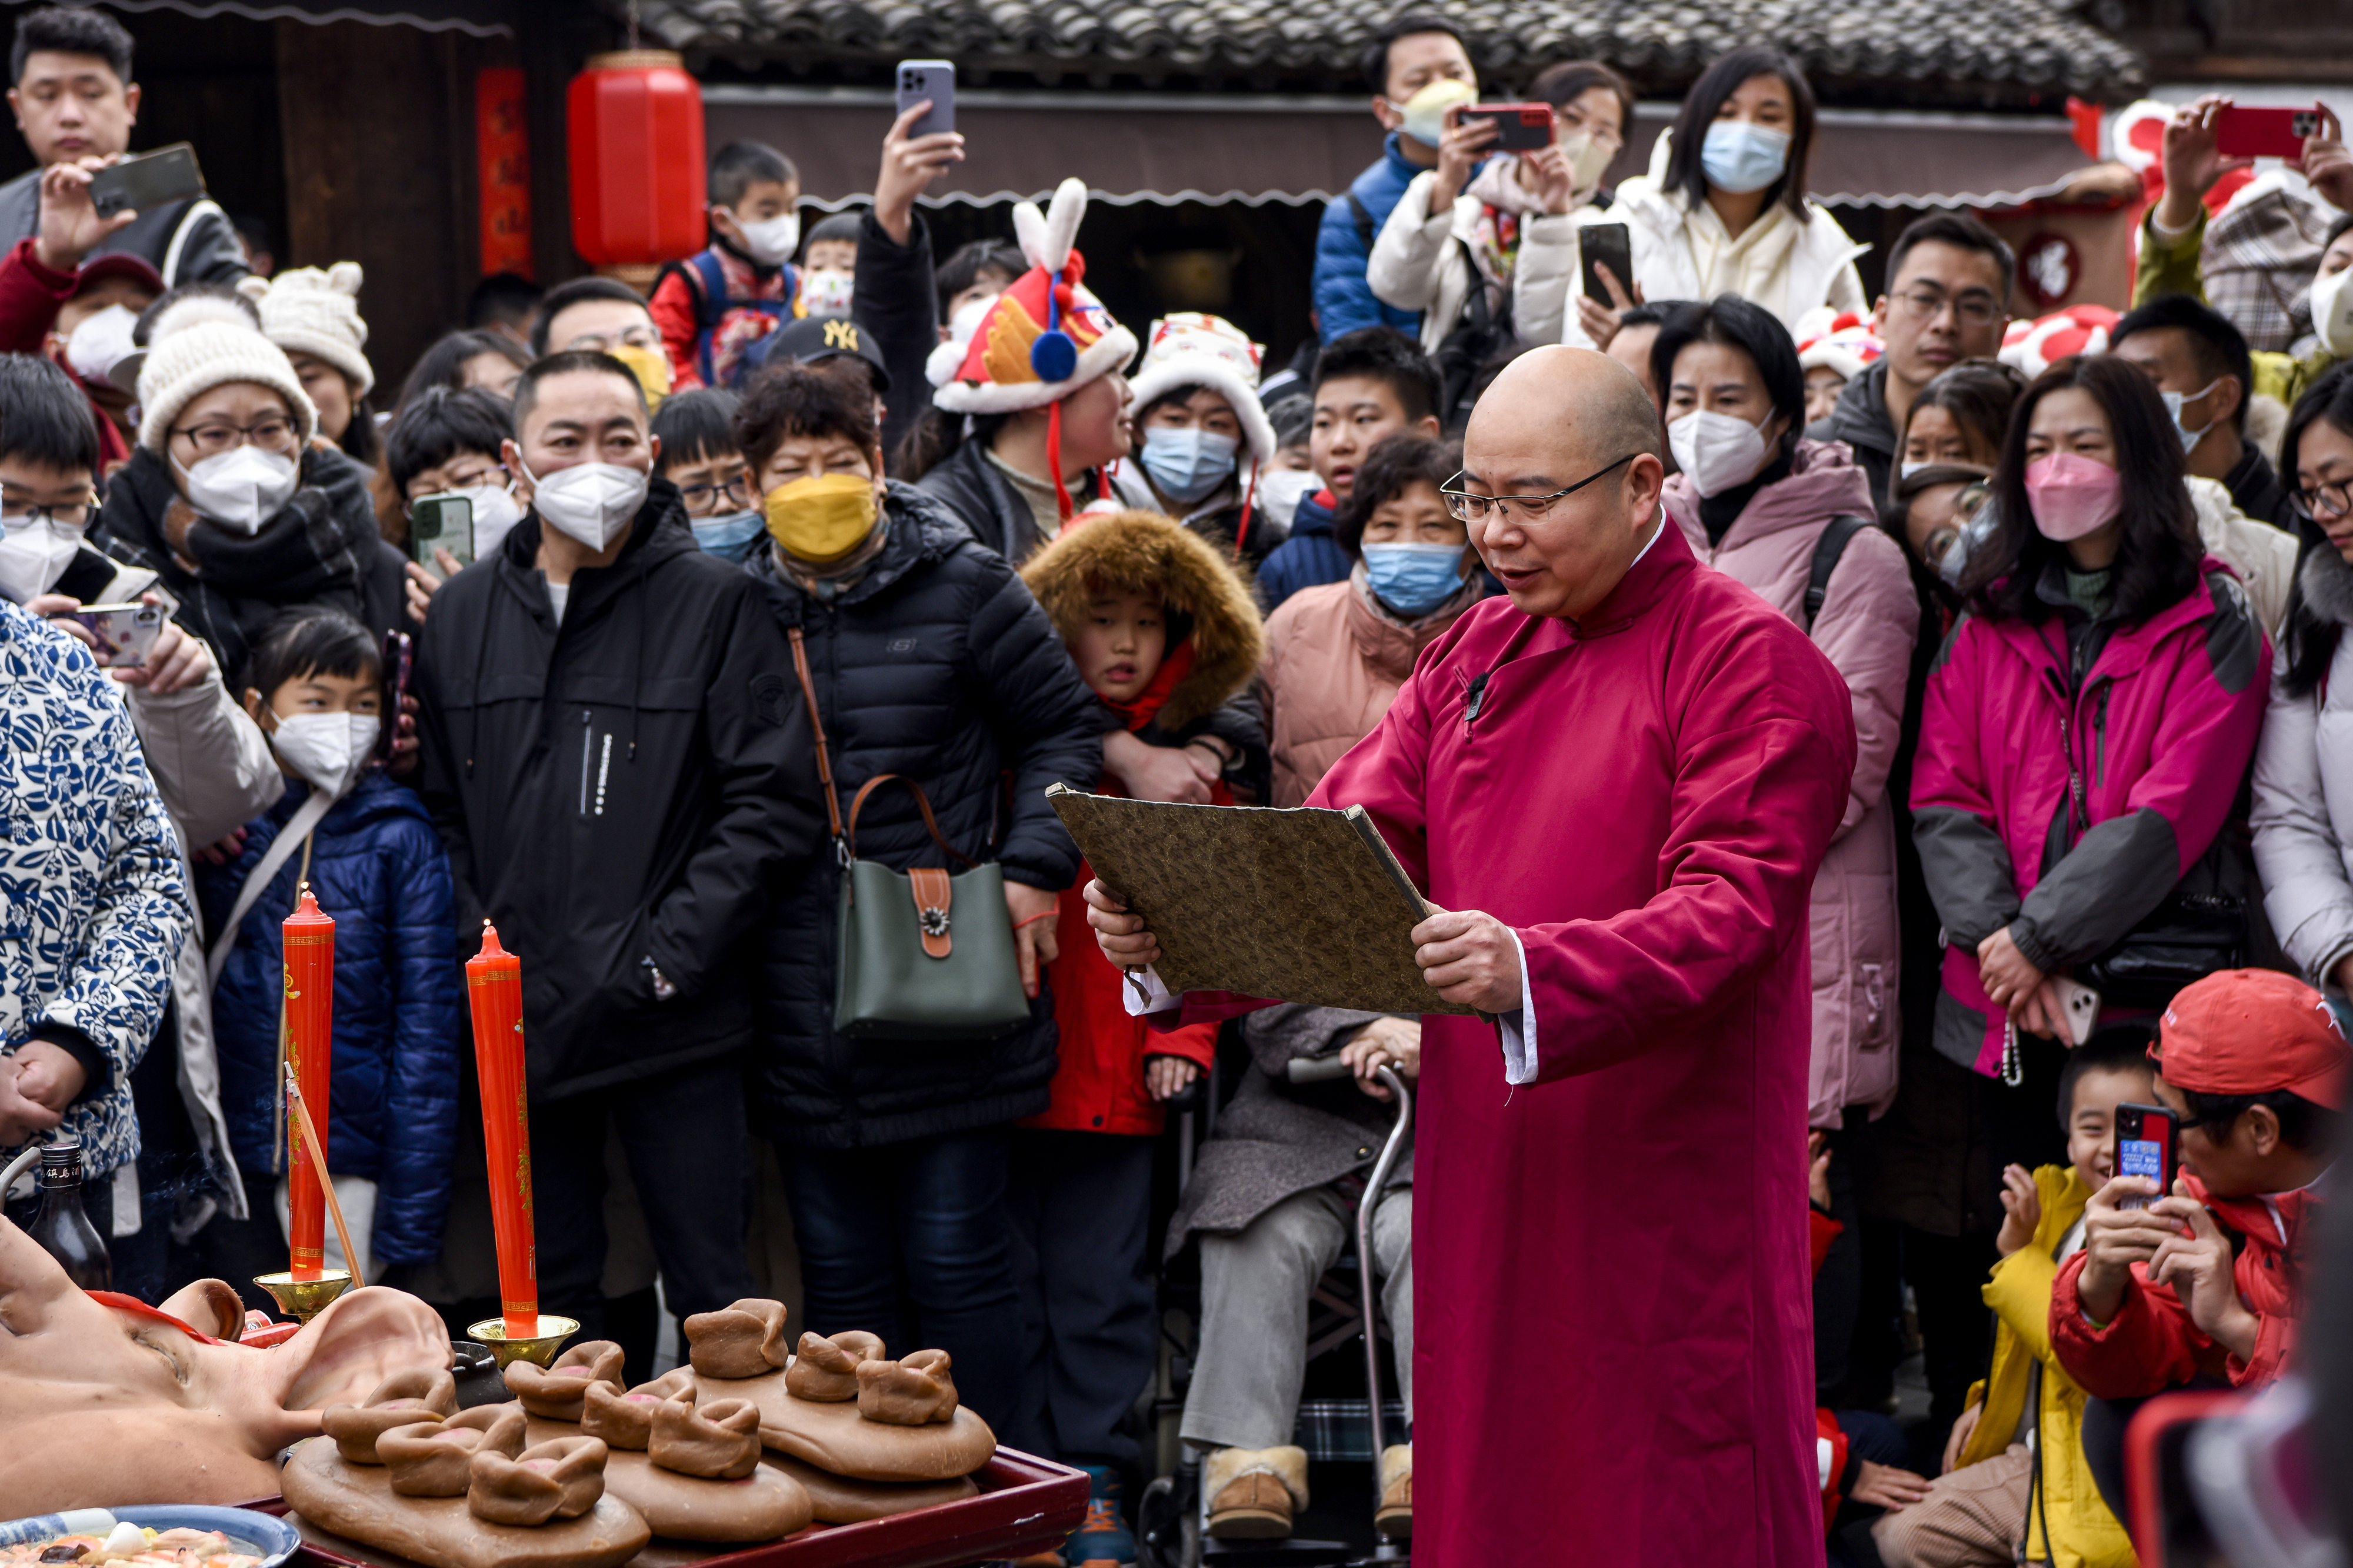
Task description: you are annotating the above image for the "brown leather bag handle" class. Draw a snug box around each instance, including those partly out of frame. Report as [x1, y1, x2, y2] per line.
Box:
[846, 774, 977, 869]
[787, 627, 847, 850]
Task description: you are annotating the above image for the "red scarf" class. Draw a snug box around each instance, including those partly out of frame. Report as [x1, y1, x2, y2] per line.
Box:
[1098, 638, 1194, 732]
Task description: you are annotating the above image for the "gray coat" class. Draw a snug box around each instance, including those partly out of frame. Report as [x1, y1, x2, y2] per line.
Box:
[0, 167, 248, 288]
[1164, 1004, 1414, 1261]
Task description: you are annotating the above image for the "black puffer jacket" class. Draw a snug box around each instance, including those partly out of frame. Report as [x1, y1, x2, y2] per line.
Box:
[747, 482, 1108, 1147]
[94, 443, 406, 688]
[412, 481, 822, 1100]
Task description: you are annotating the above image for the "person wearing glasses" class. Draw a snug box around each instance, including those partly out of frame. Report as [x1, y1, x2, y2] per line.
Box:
[1086, 343, 1860, 1563]
[650, 386, 761, 563]
[1652, 295, 1919, 1409]
[381, 385, 519, 620]
[1809, 215, 2014, 514]
[90, 306, 401, 691]
[2254, 366, 2353, 1018]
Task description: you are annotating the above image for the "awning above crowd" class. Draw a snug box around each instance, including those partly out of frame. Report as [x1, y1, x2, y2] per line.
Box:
[706, 86, 2105, 212]
[71, 0, 515, 36]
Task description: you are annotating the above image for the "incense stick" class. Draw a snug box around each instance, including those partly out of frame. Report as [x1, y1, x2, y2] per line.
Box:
[285, 1063, 359, 1282]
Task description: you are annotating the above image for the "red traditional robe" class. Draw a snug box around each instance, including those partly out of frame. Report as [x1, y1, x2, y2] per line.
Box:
[1308, 519, 1857, 1563]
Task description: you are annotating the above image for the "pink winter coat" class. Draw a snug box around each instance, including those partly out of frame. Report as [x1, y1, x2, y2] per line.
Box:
[1261, 571, 1474, 808]
[1667, 440, 1917, 1127]
[1911, 556, 2269, 1075]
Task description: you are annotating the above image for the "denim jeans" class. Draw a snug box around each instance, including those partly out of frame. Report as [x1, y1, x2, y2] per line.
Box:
[777, 1129, 1025, 1435]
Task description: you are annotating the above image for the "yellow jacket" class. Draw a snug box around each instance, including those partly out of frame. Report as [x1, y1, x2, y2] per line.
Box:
[2134, 206, 2337, 409]
[1957, 1164, 2137, 1568]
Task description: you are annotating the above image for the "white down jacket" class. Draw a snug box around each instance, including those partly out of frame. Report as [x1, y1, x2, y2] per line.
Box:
[2252, 544, 2353, 992]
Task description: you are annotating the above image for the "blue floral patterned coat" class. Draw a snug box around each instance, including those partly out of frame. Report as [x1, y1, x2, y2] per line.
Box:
[0, 600, 189, 1179]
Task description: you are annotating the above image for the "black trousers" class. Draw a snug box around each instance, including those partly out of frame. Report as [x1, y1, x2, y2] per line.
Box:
[530, 1056, 755, 1339]
[1814, 1117, 1865, 1401]
[1005, 1128, 1159, 1468]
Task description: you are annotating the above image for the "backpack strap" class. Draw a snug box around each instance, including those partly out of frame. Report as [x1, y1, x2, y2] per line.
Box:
[687, 251, 733, 386]
[1802, 514, 1872, 635]
[1347, 192, 1377, 253]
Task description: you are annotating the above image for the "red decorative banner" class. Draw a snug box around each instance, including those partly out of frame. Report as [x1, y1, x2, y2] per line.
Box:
[477, 66, 532, 279]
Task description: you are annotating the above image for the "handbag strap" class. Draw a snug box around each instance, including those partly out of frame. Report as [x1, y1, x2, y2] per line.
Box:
[786, 627, 848, 861]
[847, 774, 977, 869]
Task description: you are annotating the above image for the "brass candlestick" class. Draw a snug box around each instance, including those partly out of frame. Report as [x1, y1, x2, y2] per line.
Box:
[466, 1312, 582, 1369]
[253, 1268, 354, 1323]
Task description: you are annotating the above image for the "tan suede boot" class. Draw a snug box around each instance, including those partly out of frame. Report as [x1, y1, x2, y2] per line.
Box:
[1204, 1444, 1309, 1539]
[1375, 1443, 1412, 1539]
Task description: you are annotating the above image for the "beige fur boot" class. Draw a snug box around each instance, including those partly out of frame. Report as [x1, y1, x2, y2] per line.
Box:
[1375, 1443, 1412, 1538]
[1204, 1444, 1309, 1539]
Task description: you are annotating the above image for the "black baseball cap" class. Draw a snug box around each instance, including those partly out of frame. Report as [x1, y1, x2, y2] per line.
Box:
[744, 313, 889, 393]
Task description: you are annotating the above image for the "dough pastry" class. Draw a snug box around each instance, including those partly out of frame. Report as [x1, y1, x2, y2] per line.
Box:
[692, 1365, 996, 1481]
[322, 1370, 460, 1463]
[684, 1298, 791, 1379]
[280, 1434, 650, 1568]
[760, 1452, 981, 1524]
[783, 1329, 884, 1402]
[468, 1436, 607, 1526]
[381, 1406, 528, 1496]
[578, 1380, 670, 1450]
[856, 1349, 958, 1426]
[506, 1341, 626, 1420]
[649, 1394, 762, 1479]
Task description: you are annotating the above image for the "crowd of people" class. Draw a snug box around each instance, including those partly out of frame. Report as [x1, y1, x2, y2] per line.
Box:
[0, 3, 2347, 1564]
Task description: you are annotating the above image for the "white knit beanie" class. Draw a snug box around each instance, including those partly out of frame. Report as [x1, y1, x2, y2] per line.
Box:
[136, 319, 319, 452]
[239, 261, 374, 398]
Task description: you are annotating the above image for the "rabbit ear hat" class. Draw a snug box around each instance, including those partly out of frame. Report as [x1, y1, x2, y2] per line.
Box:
[241, 261, 375, 396]
[926, 178, 1136, 415]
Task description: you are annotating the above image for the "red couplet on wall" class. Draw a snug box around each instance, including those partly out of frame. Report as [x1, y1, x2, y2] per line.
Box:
[282, 885, 335, 1281]
[478, 66, 532, 278]
[566, 50, 706, 267]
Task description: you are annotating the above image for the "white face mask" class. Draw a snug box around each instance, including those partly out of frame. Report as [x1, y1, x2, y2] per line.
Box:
[801, 269, 856, 318]
[2160, 378, 2226, 455]
[1397, 78, 1478, 149]
[459, 480, 525, 559]
[524, 459, 649, 552]
[270, 709, 378, 798]
[1899, 460, 1930, 480]
[732, 211, 801, 266]
[1557, 129, 1617, 195]
[64, 303, 139, 385]
[0, 516, 82, 602]
[2312, 264, 2353, 358]
[1668, 408, 1776, 499]
[1255, 468, 1322, 516]
[177, 445, 300, 534]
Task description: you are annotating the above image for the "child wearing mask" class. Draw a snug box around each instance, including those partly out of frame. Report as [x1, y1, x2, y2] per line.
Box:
[651, 140, 802, 392]
[651, 387, 761, 562]
[1110, 313, 1283, 571]
[1871, 1033, 2154, 1568]
[798, 212, 860, 319]
[1013, 508, 1266, 1565]
[196, 605, 462, 1307]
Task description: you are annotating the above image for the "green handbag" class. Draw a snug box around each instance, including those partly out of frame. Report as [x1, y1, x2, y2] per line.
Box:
[791, 629, 1033, 1042]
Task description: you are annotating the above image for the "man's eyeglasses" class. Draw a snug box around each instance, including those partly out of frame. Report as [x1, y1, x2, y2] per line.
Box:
[678, 475, 755, 514]
[1439, 453, 1634, 523]
[170, 417, 298, 457]
[0, 486, 96, 529]
[2293, 478, 2353, 521]
[1889, 286, 2002, 329]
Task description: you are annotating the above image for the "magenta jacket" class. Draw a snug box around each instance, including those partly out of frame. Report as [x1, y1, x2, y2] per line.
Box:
[1910, 556, 2269, 1075]
[1667, 439, 1918, 1127]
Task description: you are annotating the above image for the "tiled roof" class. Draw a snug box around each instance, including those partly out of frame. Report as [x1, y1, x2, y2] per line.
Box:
[632, 0, 2147, 101]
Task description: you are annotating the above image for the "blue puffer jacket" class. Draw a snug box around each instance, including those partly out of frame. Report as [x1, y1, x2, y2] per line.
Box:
[1256, 489, 1352, 612]
[198, 772, 462, 1266]
[1312, 134, 1426, 342]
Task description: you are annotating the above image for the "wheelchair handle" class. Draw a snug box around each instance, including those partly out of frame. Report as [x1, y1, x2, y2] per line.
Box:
[1286, 1055, 1355, 1084]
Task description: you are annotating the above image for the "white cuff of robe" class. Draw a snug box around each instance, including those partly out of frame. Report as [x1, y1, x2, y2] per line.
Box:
[1494, 928, 1538, 1085]
[1119, 964, 1182, 1017]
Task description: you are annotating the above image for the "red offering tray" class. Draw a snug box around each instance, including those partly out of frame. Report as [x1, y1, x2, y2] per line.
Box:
[245, 1448, 1086, 1568]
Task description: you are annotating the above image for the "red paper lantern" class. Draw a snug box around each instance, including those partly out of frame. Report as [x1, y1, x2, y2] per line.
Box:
[566, 49, 706, 268]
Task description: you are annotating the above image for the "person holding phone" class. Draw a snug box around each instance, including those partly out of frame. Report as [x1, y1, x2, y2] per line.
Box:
[381, 385, 518, 621]
[1367, 60, 1632, 363]
[1911, 355, 2267, 1168]
[0, 8, 246, 288]
[1539, 46, 1865, 354]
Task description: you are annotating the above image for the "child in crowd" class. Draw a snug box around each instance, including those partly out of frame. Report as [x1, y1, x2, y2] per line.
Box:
[798, 212, 861, 318]
[196, 606, 461, 1306]
[1011, 509, 1268, 1566]
[2052, 970, 2341, 1404]
[651, 139, 801, 392]
[651, 387, 760, 562]
[1872, 1032, 2155, 1568]
[1254, 326, 1444, 610]
[381, 385, 516, 622]
[933, 238, 1025, 342]
[1899, 359, 2024, 475]
[1795, 308, 1884, 425]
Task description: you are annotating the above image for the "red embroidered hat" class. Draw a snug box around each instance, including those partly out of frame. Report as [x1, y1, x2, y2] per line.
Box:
[2155, 968, 2348, 1110]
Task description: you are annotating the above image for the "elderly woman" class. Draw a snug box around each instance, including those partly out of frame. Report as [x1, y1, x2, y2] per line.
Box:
[736, 358, 1105, 1438]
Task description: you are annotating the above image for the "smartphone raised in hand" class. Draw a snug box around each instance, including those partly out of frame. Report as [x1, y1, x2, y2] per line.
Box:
[408, 492, 474, 569]
[1461, 102, 1555, 151]
[1579, 221, 1634, 306]
[88, 144, 206, 219]
[895, 59, 955, 139]
[2115, 1102, 2178, 1211]
[2212, 105, 2325, 159]
[71, 600, 165, 668]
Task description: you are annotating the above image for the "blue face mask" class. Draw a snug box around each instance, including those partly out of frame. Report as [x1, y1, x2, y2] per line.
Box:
[1139, 427, 1239, 505]
[1362, 542, 1469, 618]
[691, 508, 766, 563]
[1699, 120, 1791, 196]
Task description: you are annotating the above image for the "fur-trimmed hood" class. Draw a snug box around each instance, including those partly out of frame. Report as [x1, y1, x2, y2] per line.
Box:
[2300, 535, 2353, 629]
[1021, 508, 1266, 732]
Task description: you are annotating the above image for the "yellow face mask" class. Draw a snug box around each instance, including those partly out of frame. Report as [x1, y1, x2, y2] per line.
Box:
[765, 471, 880, 564]
[608, 343, 672, 411]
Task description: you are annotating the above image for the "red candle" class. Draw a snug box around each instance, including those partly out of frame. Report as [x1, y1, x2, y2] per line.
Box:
[466, 920, 536, 1336]
[282, 884, 335, 1280]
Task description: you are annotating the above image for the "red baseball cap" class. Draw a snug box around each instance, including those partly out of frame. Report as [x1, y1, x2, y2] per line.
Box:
[2155, 969, 2348, 1110]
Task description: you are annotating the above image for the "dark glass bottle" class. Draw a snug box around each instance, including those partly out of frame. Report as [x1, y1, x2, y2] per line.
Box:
[27, 1138, 111, 1290]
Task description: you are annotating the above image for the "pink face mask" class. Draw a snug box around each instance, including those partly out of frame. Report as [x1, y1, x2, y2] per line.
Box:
[2023, 451, 2124, 541]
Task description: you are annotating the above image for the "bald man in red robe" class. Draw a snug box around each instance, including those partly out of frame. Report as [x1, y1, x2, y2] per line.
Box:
[1088, 346, 1858, 1563]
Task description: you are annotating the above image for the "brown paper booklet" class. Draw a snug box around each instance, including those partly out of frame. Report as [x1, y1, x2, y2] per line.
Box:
[1046, 785, 1477, 1016]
